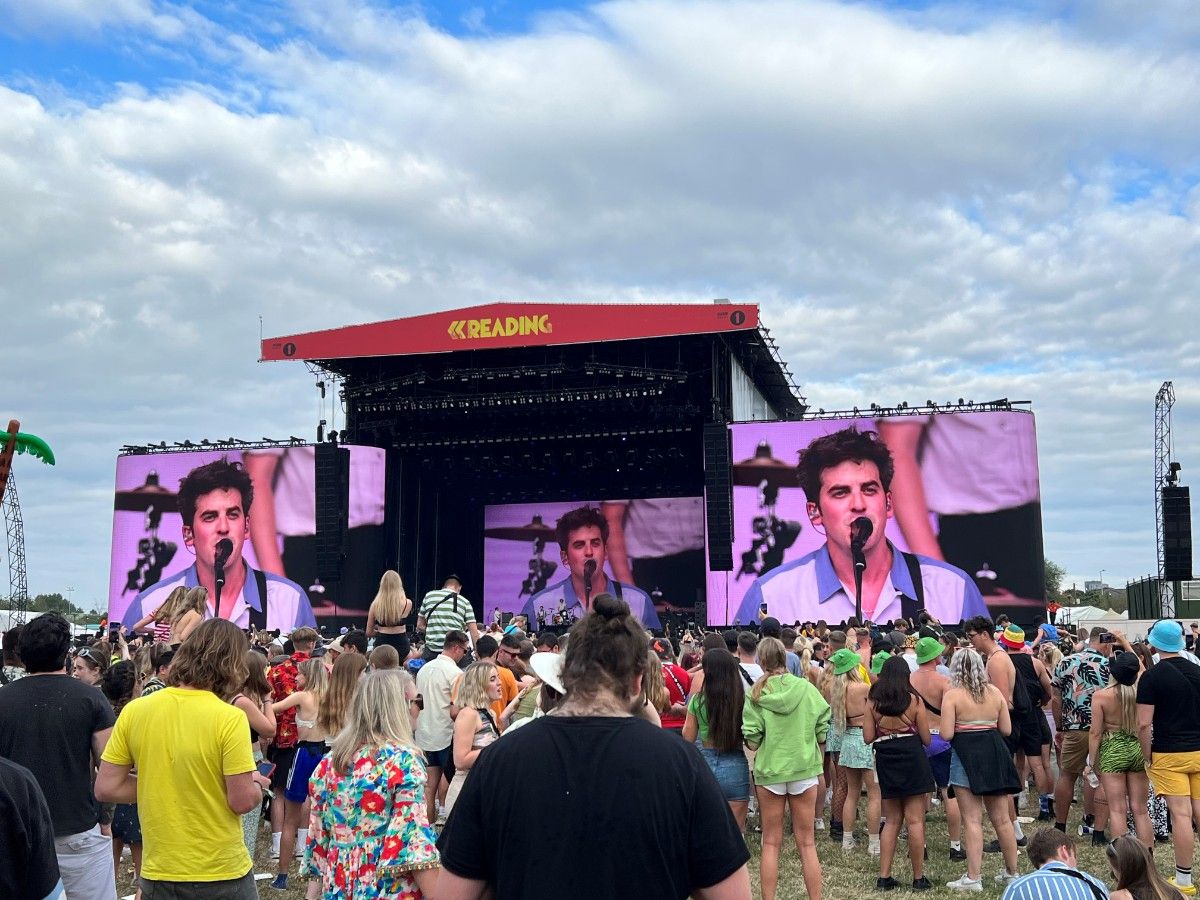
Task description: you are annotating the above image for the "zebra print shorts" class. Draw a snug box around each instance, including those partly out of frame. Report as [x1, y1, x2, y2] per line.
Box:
[1097, 730, 1146, 774]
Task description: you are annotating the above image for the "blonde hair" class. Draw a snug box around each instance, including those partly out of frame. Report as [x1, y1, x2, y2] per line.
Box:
[319, 653, 369, 733]
[1038, 643, 1063, 673]
[369, 644, 400, 670]
[458, 661, 497, 710]
[751, 637, 788, 703]
[643, 650, 669, 713]
[155, 586, 189, 625]
[179, 586, 208, 617]
[329, 671, 420, 775]
[297, 657, 329, 702]
[1113, 680, 1138, 733]
[950, 647, 989, 703]
[371, 570, 409, 626]
[827, 665, 863, 730]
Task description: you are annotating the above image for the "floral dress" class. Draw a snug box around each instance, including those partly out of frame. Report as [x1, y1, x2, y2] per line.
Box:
[302, 743, 440, 899]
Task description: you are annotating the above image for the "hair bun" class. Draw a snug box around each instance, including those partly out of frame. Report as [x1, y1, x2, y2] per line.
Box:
[591, 593, 629, 621]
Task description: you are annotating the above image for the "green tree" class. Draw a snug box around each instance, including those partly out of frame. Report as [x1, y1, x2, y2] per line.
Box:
[1045, 559, 1066, 603]
[29, 593, 80, 615]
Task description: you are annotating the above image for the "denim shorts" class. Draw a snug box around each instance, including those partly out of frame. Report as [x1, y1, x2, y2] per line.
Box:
[699, 746, 751, 802]
[949, 748, 969, 789]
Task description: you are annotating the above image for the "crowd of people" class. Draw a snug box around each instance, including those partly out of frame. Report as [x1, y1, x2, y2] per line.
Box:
[4, 571, 1200, 900]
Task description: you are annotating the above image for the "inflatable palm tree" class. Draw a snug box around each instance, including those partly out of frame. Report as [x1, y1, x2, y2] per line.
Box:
[0, 420, 55, 502]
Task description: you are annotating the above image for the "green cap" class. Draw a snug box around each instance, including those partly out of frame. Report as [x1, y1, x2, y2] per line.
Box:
[830, 648, 861, 676]
[915, 637, 944, 665]
[870, 651, 892, 675]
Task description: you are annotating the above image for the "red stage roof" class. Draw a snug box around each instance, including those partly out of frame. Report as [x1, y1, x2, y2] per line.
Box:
[261, 302, 758, 362]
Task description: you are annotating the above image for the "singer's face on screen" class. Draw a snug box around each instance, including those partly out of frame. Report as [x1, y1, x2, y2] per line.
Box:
[182, 487, 249, 571]
[560, 524, 606, 581]
[805, 460, 892, 557]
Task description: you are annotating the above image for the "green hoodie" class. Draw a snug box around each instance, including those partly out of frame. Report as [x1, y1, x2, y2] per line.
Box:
[742, 673, 831, 785]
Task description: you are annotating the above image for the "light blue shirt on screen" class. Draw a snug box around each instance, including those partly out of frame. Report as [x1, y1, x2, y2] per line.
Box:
[734, 541, 987, 626]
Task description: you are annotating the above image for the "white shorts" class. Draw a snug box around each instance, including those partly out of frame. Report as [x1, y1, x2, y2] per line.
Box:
[761, 776, 820, 796]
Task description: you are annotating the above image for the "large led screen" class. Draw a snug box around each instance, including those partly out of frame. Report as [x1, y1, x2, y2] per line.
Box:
[709, 411, 1043, 627]
[483, 498, 706, 631]
[110, 446, 386, 632]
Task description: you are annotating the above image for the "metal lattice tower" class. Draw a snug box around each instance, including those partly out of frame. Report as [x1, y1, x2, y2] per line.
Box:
[1155, 381, 1176, 615]
[2, 470, 28, 626]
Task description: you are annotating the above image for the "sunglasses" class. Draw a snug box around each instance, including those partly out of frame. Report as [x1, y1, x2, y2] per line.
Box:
[78, 647, 103, 665]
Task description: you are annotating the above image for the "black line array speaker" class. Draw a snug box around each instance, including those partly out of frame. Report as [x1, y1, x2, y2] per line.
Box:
[315, 443, 351, 583]
[1163, 485, 1193, 582]
[703, 423, 733, 571]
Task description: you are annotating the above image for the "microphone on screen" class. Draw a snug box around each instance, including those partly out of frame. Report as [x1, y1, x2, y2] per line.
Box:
[850, 517, 872, 570]
[214, 538, 234, 588]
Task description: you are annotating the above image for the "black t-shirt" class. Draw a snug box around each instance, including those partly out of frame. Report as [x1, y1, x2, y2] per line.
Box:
[0, 674, 116, 836]
[437, 715, 750, 900]
[0, 757, 62, 900]
[1136, 657, 1200, 753]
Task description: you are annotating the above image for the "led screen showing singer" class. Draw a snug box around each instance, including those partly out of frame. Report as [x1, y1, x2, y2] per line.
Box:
[518, 506, 661, 630]
[119, 458, 316, 632]
[731, 428, 988, 626]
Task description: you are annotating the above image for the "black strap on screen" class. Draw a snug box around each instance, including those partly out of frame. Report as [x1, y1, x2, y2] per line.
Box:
[899, 552, 926, 621]
[250, 568, 268, 632]
[613, 581, 624, 601]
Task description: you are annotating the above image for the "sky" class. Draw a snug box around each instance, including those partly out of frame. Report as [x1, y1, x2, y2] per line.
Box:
[2, 0, 1199, 612]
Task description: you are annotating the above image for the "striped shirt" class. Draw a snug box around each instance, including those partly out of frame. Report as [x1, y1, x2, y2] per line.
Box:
[418, 589, 477, 651]
[1001, 862, 1109, 900]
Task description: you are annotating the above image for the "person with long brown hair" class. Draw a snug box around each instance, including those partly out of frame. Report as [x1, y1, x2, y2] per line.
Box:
[864, 655, 934, 890]
[683, 648, 751, 830]
[743, 636, 830, 900]
[1107, 833, 1186, 900]
[96, 619, 269, 897]
[367, 569, 414, 660]
[100, 661, 142, 889]
[303, 671, 440, 897]
[436, 593, 750, 900]
[320, 652, 370, 737]
[230, 648, 276, 857]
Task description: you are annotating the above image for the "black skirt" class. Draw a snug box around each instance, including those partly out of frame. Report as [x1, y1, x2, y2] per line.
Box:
[373, 631, 410, 660]
[874, 735, 935, 799]
[950, 730, 1020, 796]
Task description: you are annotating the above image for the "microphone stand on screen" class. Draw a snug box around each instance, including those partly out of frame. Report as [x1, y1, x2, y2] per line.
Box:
[850, 517, 872, 625]
[214, 539, 234, 614]
[583, 559, 596, 610]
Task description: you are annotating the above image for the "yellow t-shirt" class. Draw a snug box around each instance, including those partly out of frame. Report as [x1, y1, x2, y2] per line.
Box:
[102, 686, 254, 881]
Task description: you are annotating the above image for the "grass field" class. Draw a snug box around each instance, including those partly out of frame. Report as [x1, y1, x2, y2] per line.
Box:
[115, 787, 1182, 898]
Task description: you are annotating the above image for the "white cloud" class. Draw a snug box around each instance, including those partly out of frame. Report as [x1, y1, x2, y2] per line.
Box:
[0, 0, 185, 40]
[2, 0, 1199, 607]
